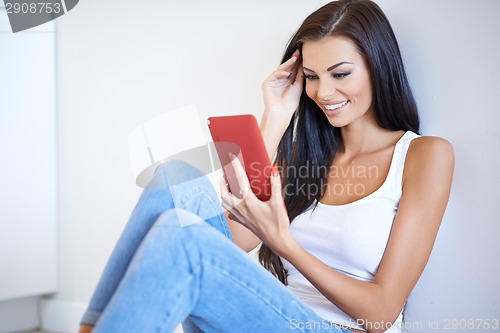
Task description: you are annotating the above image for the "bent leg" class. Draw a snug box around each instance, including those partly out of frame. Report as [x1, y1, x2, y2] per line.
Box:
[81, 160, 231, 325]
[93, 209, 351, 333]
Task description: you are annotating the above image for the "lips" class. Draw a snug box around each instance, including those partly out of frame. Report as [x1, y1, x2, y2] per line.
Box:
[323, 100, 349, 111]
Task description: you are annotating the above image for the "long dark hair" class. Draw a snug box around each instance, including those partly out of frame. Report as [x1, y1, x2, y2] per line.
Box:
[259, 0, 420, 284]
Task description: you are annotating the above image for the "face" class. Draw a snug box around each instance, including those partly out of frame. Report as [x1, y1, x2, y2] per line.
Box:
[301, 36, 373, 128]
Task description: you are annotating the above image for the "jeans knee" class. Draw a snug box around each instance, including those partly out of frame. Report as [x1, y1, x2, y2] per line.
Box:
[160, 160, 207, 186]
[155, 209, 203, 228]
[135, 209, 203, 260]
[143, 159, 211, 200]
[145, 160, 204, 189]
[152, 209, 227, 246]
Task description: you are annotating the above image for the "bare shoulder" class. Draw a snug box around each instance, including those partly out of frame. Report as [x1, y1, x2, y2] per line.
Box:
[407, 135, 454, 163]
[404, 136, 455, 184]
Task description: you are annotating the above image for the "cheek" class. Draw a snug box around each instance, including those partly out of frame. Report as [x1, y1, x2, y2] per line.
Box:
[360, 73, 373, 103]
[359, 81, 373, 106]
[349, 75, 372, 105]
[304, 82, 316, 100]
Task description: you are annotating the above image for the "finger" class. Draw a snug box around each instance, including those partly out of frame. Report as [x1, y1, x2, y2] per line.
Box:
[221, 196, 237, 214]
[293, 63, 304, 87]
[269, 166, 289, 215]
[229, 153, 252, 199]
[220, 177, 249, 222]
[228, 212, 242, 223]
[275, 70, 293, 79]
[220, 176, 230, 192]
[222, 198, 245, 222]
[276, 53, 299, 71]
[270, 166, 283, 204]
[221, 172, 246, 210]
[220, 177, 229, 195]
[264, 70, 293, 85]
[220, 177, 233, 206]
[289, 53, 302, 83]
[221, 200, 234, 213]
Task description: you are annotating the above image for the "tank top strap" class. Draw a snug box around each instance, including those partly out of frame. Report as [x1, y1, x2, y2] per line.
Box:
[390, 131, 420, 197]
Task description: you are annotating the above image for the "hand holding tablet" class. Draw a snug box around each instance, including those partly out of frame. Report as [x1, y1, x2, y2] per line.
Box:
[208, 114, 272, 201]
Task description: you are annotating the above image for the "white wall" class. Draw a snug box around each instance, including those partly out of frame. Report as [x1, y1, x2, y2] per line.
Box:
[0, 7, 57, 333]
[45, 0, 500, 332]
[377, 1, 500, 331]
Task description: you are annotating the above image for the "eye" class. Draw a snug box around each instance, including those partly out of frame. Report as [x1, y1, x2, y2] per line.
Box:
[301, 74, 319, 81]
[333, 72, 350, 79]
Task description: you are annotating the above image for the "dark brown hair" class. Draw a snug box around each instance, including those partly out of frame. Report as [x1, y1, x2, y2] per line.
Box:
[259, 0, 419, 284]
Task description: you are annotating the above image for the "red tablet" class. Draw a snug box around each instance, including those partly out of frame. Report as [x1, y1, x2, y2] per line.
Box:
[208, 114, 272, 201]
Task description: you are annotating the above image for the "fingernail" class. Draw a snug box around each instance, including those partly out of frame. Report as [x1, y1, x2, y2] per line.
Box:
[272, 166, 279, 177]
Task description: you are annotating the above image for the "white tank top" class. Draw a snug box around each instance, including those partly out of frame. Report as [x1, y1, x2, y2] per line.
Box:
[281, 131, 420, 332]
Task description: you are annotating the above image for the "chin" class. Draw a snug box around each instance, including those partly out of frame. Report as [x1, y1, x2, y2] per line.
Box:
[325, 115, 349, 128]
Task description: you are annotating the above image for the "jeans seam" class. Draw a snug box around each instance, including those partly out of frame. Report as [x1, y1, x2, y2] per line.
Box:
[80, 310, 102, 326]
[179, 189, 232, 240]
[201, 257, 307, 333]
[152, 220, 202, 333]
[156, 274, 197, 333]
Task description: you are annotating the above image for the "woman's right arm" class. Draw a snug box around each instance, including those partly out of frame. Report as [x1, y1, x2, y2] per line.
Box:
[227, 51, 304, 252]
[260, 51, 304, 161]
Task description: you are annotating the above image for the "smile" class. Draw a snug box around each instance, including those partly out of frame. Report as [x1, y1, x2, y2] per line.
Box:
[324, 100, 349, 110]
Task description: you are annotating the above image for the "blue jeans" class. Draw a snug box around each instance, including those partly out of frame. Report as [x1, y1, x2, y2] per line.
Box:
[80, 160, 352, 333]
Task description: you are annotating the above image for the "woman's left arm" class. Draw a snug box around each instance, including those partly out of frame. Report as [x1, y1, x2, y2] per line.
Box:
[280, 137, 455, 332]
[222, 137, 454, 333]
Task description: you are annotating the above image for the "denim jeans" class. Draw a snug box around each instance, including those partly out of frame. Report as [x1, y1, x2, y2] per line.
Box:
[80, 160, 352, 333]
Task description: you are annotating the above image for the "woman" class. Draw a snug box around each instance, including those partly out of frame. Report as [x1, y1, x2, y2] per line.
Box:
[79, 1, 454, 332]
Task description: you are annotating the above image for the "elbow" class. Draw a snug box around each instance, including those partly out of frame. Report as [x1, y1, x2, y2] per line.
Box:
[360, 320, 395, 333]
[354, 283, 405, 333]
[364, 316, 399, 333]
[363, 300, 404, 333]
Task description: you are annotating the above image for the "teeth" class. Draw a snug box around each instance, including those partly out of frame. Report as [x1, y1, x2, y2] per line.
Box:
[324, 101, 348, 110]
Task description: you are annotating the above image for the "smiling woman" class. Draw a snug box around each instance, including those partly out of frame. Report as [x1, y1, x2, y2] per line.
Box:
[78, 1, 454, 333]
[302, 37, 373, 127]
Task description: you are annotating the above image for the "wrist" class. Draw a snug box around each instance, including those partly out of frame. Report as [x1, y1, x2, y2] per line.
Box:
[261, 116, 283, 138]
[260, 113, 289, 161]
[274, 234, 301, 260]
[262, 107, 293, 128]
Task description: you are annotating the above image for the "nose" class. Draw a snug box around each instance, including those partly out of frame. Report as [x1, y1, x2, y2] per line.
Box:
[316, 78, 336, 101]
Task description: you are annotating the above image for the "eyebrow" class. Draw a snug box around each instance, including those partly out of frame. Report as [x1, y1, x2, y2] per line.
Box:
[303, 61, 353, 73]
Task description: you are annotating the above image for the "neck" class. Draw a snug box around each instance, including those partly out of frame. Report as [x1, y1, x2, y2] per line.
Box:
[338, 114, 393, 156]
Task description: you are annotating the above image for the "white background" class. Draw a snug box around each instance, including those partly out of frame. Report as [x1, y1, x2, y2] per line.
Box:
[33, 0, 500, 331]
